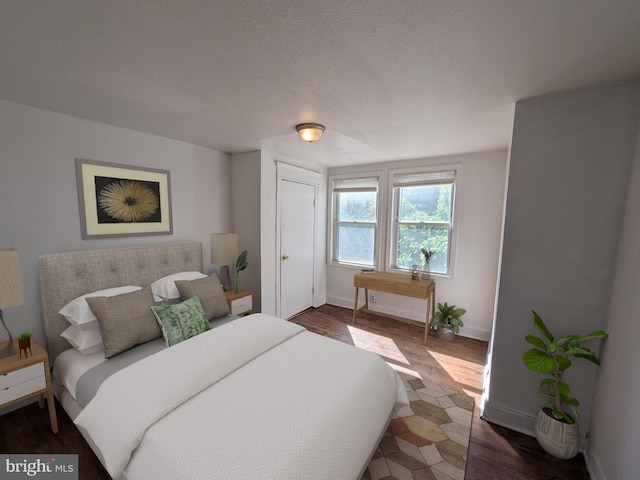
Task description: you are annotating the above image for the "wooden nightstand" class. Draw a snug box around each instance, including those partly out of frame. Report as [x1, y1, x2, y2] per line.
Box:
[0, 338, 58, 433]
[225, 290, 253, 316]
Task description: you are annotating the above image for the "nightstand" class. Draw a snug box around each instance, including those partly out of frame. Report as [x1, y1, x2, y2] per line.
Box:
[225, 290, 253, 316]
[0, 338, 58, 434]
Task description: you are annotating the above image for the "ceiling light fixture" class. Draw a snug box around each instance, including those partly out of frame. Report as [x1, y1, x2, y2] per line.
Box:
[295, 123, 325, 143]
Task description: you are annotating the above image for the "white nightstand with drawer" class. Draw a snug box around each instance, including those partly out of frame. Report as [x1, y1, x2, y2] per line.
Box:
[0, 338, 58, 433]
[225, 290, 253, 316]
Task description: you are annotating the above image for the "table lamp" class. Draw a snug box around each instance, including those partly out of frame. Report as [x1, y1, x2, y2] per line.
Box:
[0, 248, 24, 358]
[210, 233, 238, 291]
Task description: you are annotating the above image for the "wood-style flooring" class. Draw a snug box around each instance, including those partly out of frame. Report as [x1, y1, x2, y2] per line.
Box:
[0, 304, 591, 479]
[291, 305, 591, 480]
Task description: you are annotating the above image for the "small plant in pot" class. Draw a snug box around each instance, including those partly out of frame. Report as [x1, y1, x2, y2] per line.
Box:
[522, 310, 608, 459]
[18, 331, 32, 357]
[17, 331, 32, 347]
[429, 302, 465, 341]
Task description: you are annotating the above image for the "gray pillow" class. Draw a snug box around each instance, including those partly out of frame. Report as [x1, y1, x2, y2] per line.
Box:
[175, 273, 229, 319]
[151, 296, 211, 347]
[86, 285, 161, 358]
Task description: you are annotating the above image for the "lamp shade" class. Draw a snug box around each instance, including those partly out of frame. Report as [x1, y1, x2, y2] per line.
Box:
[296, 123, 325, 142]
[211, 233, 238, 266]
[0, 248, 24, 309]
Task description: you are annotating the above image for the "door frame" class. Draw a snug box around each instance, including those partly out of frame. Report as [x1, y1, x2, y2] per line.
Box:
[275, 162, 322, 318]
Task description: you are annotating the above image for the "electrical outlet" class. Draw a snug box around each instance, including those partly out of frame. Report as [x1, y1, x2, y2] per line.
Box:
[369, 294, 376, 303]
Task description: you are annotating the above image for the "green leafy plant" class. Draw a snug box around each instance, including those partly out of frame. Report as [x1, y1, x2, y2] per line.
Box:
[522, 311, 608, 424]
[421, 248, 435, 263]
[18, 331, 32, 341]
[233, 250, 248, 293]
[236, 250, 248, 273]
[429, 302, 465, 333]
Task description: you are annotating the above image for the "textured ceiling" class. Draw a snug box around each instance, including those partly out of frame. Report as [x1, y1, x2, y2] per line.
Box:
[1, 1, 639, 167]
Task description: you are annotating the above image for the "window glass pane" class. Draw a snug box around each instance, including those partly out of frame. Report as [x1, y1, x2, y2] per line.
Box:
[398, 184, 451, 222]
[336, 224, 375, 265]
[337, 191, 377, 222]
[396, 224, 449, 274]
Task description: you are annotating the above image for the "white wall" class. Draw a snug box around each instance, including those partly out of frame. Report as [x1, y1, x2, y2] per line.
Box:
[231, 151, 328, 317]
[0, 100, 231, 353]
[586, 128, 640, 480]
[231, 151, 263, 311]
[483, 82, 640, 447]
[326, 150, 508, 341]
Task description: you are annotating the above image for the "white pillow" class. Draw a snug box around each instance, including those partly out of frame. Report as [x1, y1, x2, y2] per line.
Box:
[150, 271, 207, 301]
[61, 324, 104, 355]
[58, 286, 142, 327]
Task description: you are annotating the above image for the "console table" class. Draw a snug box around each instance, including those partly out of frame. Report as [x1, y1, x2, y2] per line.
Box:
[353, 271, 435, 344]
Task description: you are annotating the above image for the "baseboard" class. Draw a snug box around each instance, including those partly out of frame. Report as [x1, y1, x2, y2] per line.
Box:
[584, 445, 604, 480]
[326, 295, 491, 341]
[480, 400, 537, 437]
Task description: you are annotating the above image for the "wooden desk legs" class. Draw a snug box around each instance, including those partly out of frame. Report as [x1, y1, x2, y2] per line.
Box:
[352, 286, 359, 324]
[424, 282, 436, 345]
[353, 286, 370, 325]
[355, 279, 435, 345]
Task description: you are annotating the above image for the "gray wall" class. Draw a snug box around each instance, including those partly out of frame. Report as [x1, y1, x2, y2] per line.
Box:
[0, 100, 232, 355]
[483, 82, 640, 447]
[586, 125, 640, 479]
[231, 151, 263, 312]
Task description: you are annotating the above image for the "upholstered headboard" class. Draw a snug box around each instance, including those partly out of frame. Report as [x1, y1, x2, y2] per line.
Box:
[39, 242, 203, 363]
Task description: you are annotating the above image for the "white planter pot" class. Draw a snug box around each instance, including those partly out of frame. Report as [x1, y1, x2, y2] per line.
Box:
[534, 407, 579, 459]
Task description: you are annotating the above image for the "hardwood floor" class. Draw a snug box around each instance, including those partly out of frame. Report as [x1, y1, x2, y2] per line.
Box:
[0, 304, 591, 479]
[292, 304, 591, 480]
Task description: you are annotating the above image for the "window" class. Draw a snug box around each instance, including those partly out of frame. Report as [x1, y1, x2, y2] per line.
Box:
[390, 170, 455, 275]
[330, 177, 379, 266]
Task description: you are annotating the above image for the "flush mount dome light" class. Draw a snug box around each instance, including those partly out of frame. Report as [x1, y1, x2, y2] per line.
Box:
[295, 123, 325, 143]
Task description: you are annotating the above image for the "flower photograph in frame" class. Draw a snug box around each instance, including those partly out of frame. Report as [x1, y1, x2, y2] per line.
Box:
[76, 158, 173, 239]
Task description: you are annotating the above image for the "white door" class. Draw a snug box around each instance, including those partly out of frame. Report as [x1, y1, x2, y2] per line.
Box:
[279, 179, 315, 319]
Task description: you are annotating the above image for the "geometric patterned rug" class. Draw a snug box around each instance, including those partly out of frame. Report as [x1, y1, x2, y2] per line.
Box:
[362, 372, 474, 480]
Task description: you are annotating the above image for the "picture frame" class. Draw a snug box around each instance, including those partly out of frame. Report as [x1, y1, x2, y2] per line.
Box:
[75, 158, 173, 239]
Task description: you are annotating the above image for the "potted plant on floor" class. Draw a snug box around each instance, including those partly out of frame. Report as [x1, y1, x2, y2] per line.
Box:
[522, 311, 608, 459]
[429, 302, 465, 341]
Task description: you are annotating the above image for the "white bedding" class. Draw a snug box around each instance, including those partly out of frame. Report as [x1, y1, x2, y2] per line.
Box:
[52, 348, 106, 399]
[74, 314, 407, 480]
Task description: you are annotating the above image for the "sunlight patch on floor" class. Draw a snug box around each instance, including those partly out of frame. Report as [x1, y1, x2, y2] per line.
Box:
[347, 325, 409, 365]
[429, 350, 483, 378]
[428, 350, 484, 401]
[385, 362, 421, 378]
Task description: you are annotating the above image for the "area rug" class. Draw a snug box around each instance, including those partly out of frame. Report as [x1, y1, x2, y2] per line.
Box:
[362, 372, 474, 480]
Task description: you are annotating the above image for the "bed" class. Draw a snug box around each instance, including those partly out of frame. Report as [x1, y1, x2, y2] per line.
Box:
[40, 242, 407, 480]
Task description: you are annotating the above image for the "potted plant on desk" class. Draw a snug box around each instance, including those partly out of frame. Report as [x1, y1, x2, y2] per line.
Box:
[429, 302, 465, 341]
[522, 311, 607, 459]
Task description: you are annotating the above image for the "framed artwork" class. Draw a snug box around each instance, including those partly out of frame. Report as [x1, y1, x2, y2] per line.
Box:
[75, 158, 173, 239]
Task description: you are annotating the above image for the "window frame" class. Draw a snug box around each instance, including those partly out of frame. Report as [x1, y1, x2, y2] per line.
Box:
[328, 173, 382, 268]
[387, 167, 457, 277]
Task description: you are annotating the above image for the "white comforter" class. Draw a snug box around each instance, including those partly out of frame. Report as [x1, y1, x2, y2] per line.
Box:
[75, 314, 407, 480]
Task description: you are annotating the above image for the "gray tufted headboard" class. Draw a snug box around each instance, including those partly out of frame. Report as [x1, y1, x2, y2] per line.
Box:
[39, 242, 203, 364]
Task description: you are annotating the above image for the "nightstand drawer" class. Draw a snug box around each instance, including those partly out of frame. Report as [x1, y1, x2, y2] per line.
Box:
[0, 375, 46, 404]
[230, 295, 252, 315]
[0, 362, 45, 389]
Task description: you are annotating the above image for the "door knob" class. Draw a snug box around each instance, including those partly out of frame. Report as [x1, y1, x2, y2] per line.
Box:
[282, 255, 289, 260]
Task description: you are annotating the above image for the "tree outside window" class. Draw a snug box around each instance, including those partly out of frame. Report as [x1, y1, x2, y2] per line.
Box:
[392, 171, 455, 275]
[331, 177, 378, 266]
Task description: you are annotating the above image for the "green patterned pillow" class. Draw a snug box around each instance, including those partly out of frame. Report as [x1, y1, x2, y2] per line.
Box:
[151, 296, 211, 347]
